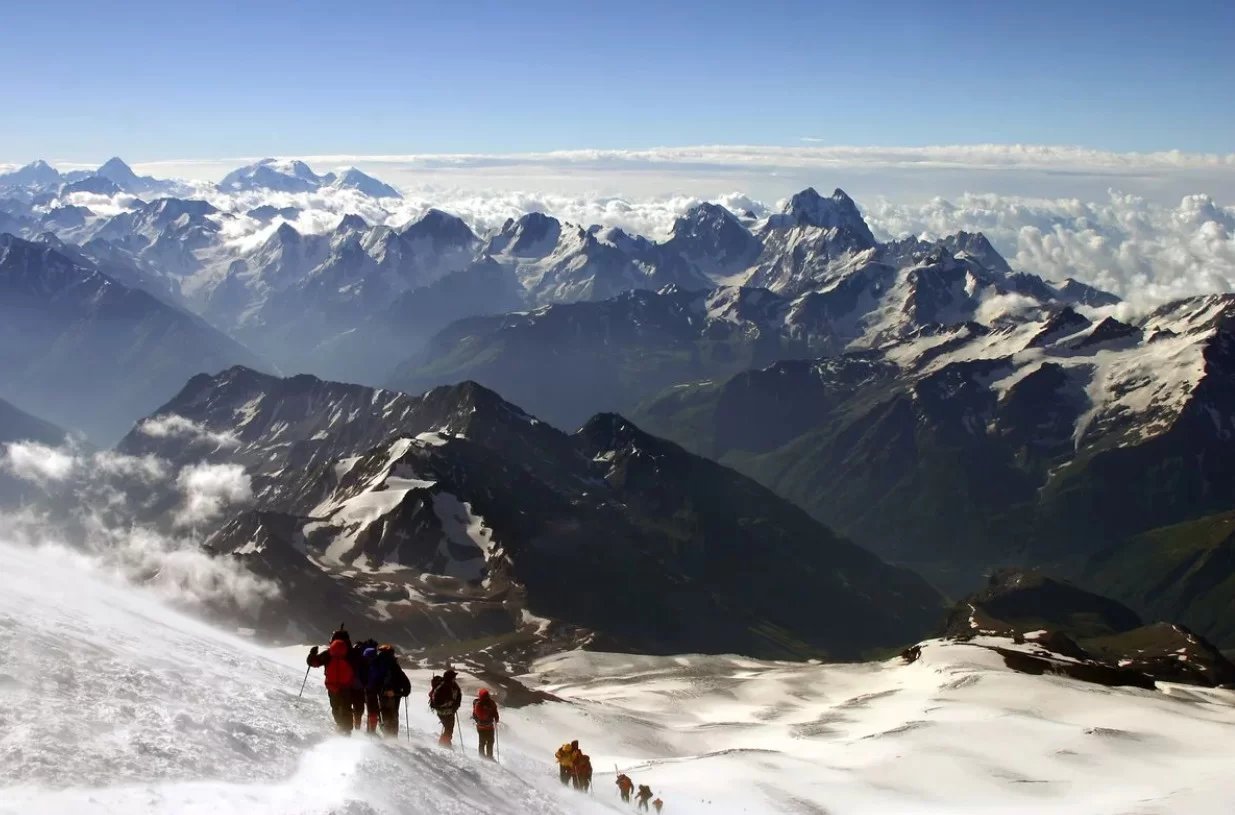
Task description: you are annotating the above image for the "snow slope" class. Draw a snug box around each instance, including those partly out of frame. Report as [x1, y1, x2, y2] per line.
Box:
[510, 650, 1235, 814]
[4, 535, 1235, 814]
[0, 540, 611, 815]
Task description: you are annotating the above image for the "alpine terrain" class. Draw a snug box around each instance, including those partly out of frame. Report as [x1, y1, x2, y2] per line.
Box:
[4, 153, 1235, 814]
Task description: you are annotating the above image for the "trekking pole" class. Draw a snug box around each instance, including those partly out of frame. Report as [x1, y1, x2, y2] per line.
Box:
[297, 666, 310, 700]
[495, 723, 500, 761]
[405, 697, 411, 742]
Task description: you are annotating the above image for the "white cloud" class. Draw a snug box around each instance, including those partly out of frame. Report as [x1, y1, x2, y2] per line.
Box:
[975, 292, 1045, 325]
[864, 192, 1235, 309]
[92, 450, 171, 483]
[174, 462, 253, 529]
[95, 524, 278, 615]
[2, 442, 78, 483]
[0, 446, 276, 615]
[123, 144, 1235, 207]
[2, 515, 278, 617]
[138, 414, 240, 449]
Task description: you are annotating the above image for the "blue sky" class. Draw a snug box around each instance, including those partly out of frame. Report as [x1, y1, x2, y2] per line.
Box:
[3, 0, 1233, 162]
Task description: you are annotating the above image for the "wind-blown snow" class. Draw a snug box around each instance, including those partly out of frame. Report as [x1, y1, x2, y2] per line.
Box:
[0, 540, 611, 815]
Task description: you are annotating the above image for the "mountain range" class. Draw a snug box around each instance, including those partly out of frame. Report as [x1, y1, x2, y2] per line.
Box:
[5, 156, 1235, 656]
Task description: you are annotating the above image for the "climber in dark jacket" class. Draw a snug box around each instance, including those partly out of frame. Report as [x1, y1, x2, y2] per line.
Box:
[366, 644, 412, 737]
[429, 669, 463, 745]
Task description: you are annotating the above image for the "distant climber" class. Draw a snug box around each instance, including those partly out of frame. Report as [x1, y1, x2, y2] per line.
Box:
[555, 740, 581, 786]
[306, 627, 364, 735]
[636, 784, 654, 811]
[573, 752, 593, 792]
[471, 688, 500, 759]
[429, 669, 462, 746]
[616, 773, 634, 802]
[367, 644, 411, 737]
[653, 797, 664, 813]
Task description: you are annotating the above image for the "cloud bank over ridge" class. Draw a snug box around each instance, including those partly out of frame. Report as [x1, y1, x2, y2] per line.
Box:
[11, 143, 1235, 309]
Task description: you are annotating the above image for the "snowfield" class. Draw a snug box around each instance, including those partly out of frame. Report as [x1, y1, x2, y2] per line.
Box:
[4, 538, 1235, 814]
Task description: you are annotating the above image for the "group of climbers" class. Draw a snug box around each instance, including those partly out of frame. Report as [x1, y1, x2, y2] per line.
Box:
[308, 629, 501, 758]
[428, 667, 502, 760]
[305, 624, 412, 737]
[616, 772, 662, 811]
[306, 625, 662, 807]
[554, 740, 593, 790]
[556, 742, 664, 810]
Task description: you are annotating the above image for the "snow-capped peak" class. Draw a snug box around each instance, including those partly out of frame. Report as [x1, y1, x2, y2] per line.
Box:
[97, 156, 139, 184]
[941, 230, 1012, 275]
[487, 212, 563, 258]
[331, 167, 402, 199]
[0, 158, 63, 188]
[218, 158, 335, 193]
[401, 208, 478, 246]
[766, 186, 876, 244]
[335, 213, 369, 233]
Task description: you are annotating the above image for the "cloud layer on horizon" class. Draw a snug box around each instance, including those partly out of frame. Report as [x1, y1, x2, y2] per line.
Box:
[9, 144, 1235, 310]
[187, 182, 1235, 311]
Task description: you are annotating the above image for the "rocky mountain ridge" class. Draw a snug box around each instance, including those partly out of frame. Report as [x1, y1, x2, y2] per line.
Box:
[117, 366, 946, 661]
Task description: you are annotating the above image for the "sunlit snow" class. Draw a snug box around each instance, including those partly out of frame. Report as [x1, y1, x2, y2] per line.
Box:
[3, 539, 1235, 814]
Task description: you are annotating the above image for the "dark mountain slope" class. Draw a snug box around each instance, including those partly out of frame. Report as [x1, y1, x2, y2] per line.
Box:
[122, 367, 945, 660]
[0, 234, 266, 442]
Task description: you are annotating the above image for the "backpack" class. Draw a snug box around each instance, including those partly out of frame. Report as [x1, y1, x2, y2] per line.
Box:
[472, 697, 497, 728]
[431, 679, 459, 711]
[323, 649, 355, 693]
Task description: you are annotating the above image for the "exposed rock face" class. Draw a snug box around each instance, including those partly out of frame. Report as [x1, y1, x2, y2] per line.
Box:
[942, 568, 1235, 688]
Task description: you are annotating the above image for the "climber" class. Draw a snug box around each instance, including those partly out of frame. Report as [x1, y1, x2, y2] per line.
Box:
[471, 688, 500, 759]
[429, 669, 462, 746]
[616, 773, 634, 802]
[573, 752, 593, 792]
[636, 784, 654, 811]
[306, 626, 364, 735]
[368, 644, 412, 737]
[554, 740, 581, 786]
